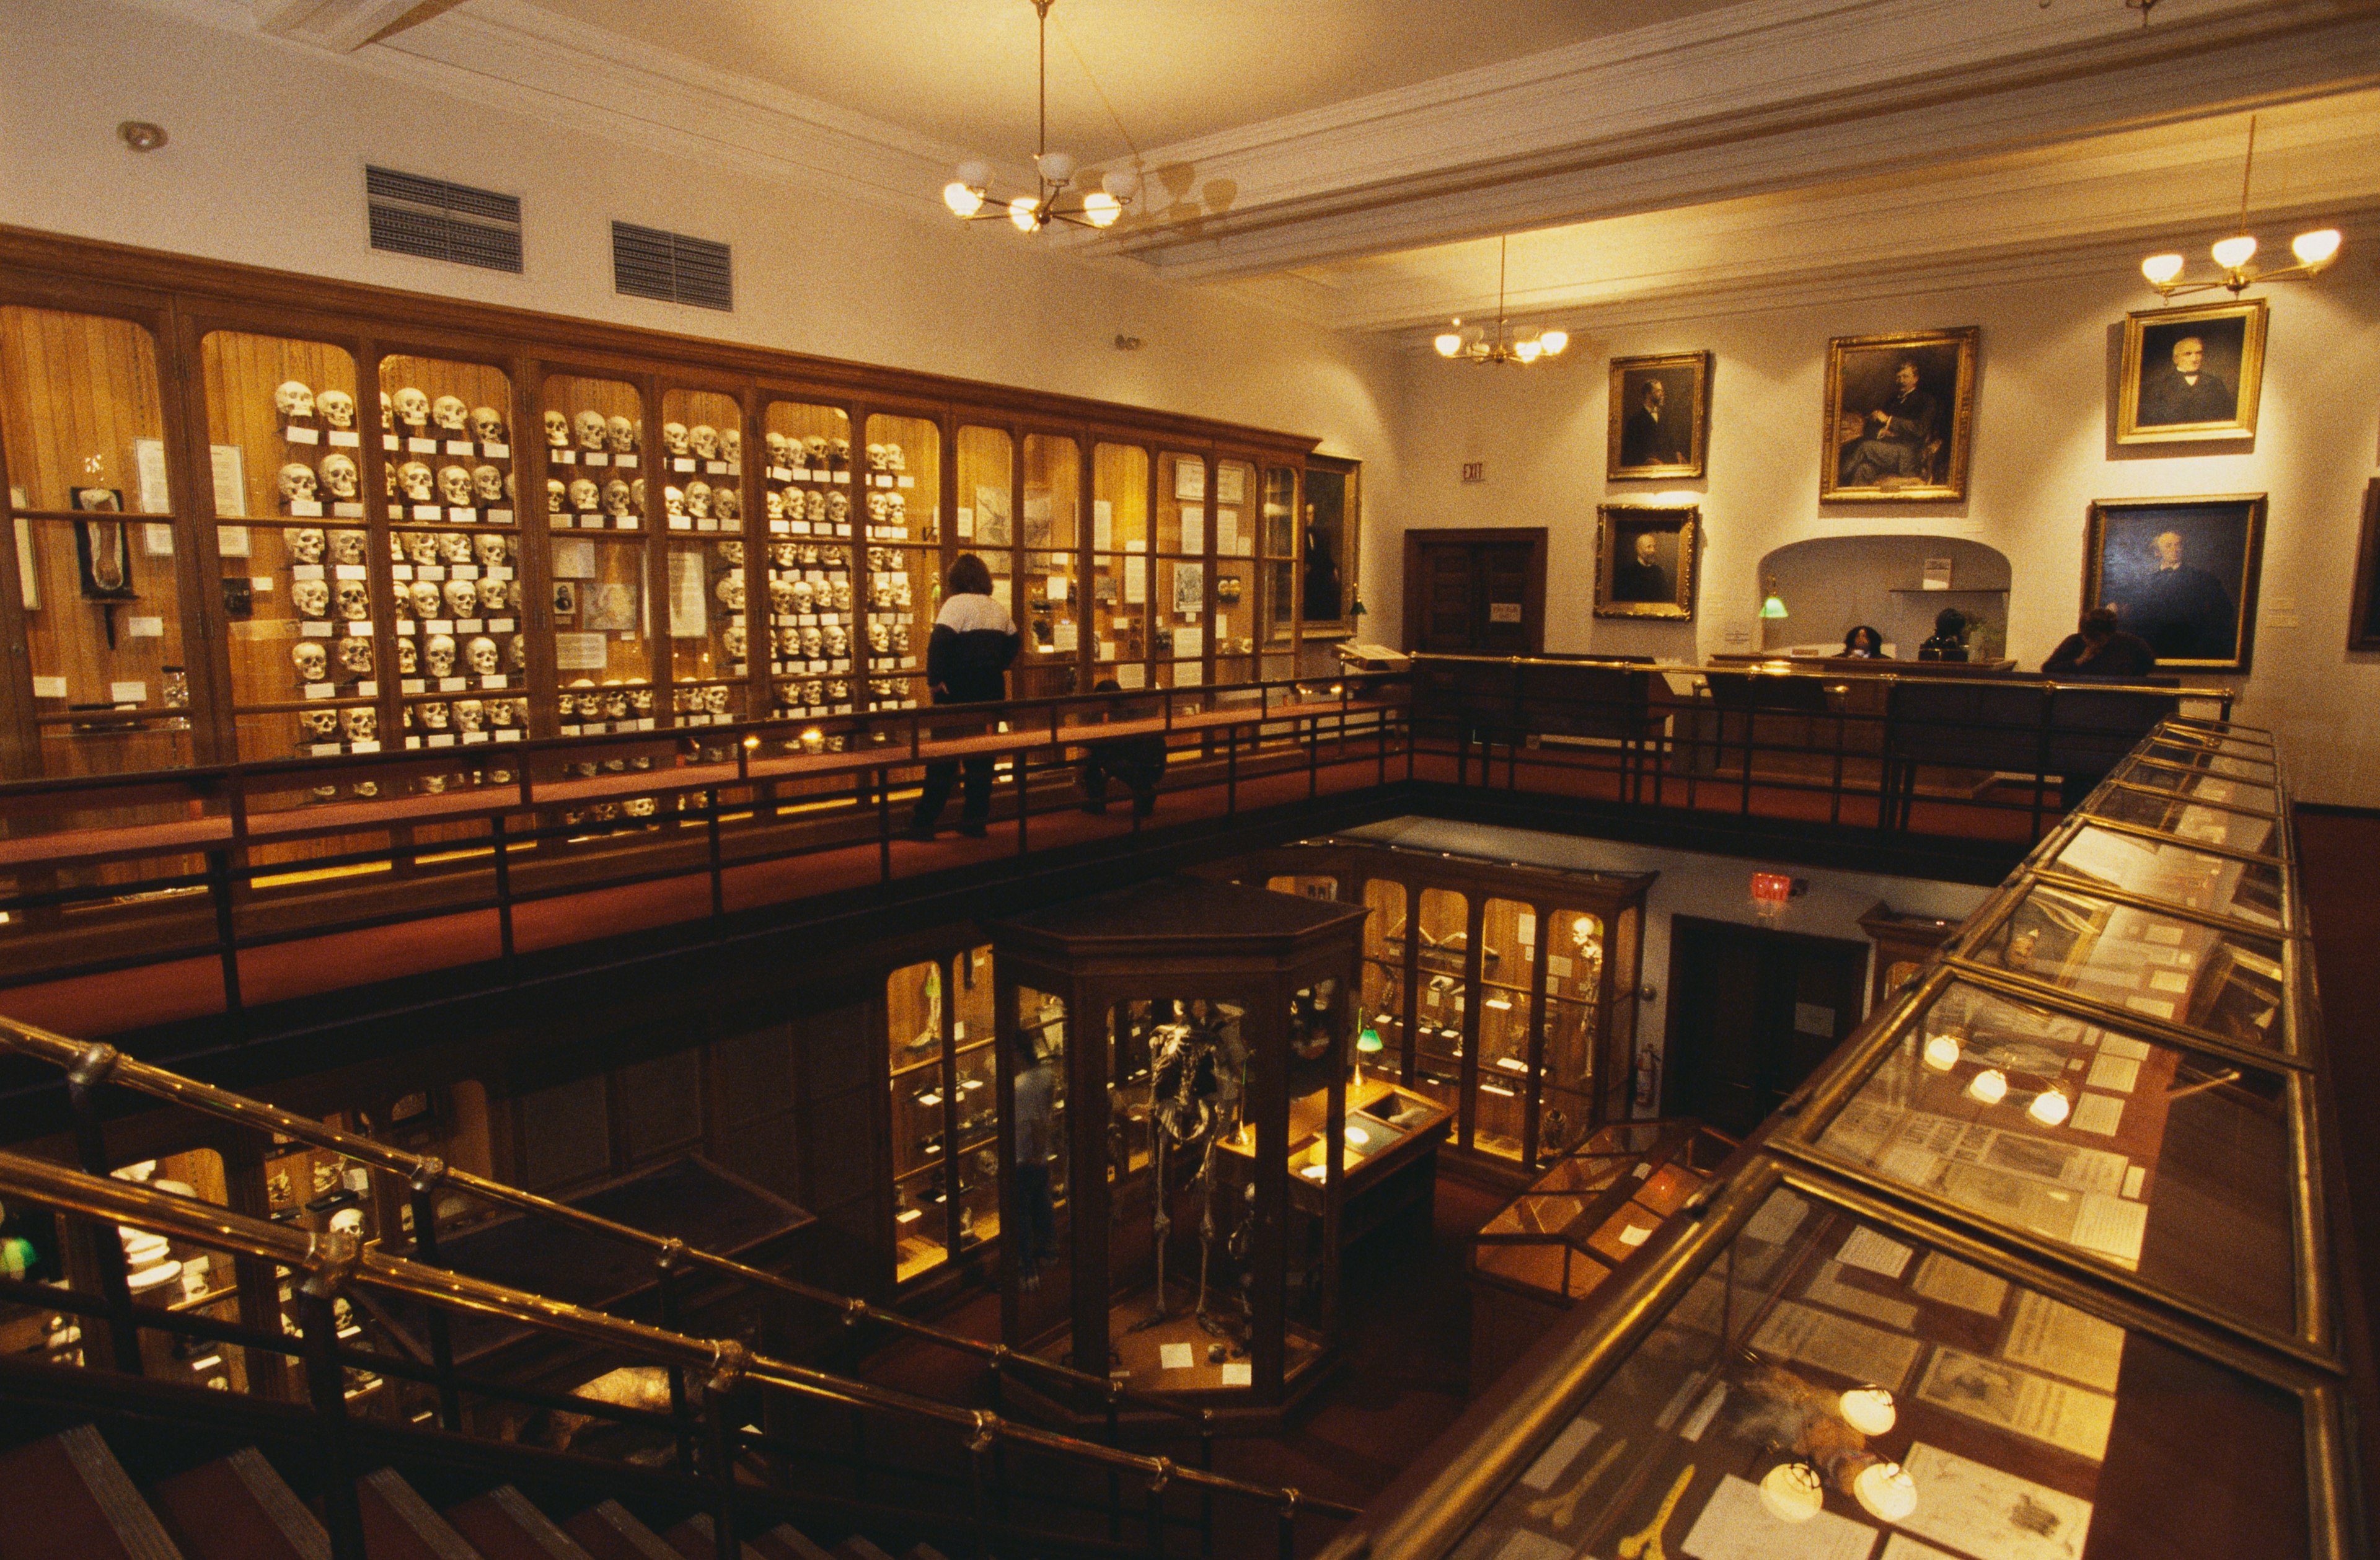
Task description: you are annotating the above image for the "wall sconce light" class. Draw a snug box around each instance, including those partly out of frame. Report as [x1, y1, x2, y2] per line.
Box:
[1760, 578, 1789, 620]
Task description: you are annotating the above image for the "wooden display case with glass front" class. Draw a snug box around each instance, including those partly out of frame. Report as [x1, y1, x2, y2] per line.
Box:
[884, 945, 1002, 1284]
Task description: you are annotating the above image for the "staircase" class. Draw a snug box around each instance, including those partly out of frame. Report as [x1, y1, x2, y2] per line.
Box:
[0, 1425, 946, 1560]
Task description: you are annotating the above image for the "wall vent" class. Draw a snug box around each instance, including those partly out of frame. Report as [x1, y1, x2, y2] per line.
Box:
[612, 221, 733, 312]
[365, 166, 523, 273]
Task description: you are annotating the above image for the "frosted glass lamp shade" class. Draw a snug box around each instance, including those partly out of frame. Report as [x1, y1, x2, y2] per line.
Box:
[2292, 228, 2341, 266]
[2210, 234, 2259, 271]
[2141, 253, 2185, 286]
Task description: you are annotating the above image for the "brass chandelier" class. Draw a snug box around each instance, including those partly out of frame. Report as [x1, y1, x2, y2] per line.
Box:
[941, 0, 1139, 234]
[2140, 117, 2340, 299]
[1435, 237, 1568, 364]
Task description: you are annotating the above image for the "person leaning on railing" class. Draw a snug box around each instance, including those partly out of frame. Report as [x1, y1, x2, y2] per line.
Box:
[907, 553, 1021, 840]
[1078, 678, 1168, 819]
[2043, 606, 2157, 679]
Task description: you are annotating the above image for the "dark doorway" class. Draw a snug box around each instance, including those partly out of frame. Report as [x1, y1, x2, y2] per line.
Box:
[1401, 528, 1546, 656]
[1661, 916, 1869, 1137]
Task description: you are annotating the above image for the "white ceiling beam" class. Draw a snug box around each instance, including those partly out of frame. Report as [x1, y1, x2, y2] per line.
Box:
[251, 0, 454, 52]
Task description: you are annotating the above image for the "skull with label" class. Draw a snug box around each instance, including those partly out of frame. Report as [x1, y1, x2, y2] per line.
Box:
[477, 578, 509, 613]
[602, 479, 631, 518]
[438, 465, 474, 506]
[341, 707, 377, 743]
[545, 477, 567, 514]
[301, 707, 340, 740]
[831, 437, 852, 466]
[765, 433, 791, 466]
[475, 533, 509, 568]
[404, 533, 439, 567]
[688, 425, 720, 461]
[826, 490, 850, 524]
[769, 543, 798, 570]
[802, 436, 828, 467]
[661, 423, 690, 457]
[824, 625, 848, 656]
[720, 428, 741, 464]
[398, 462, 434, 501]
[606, 416, 637, 454]
[703, 685, 731, 715]
[279, 463, 319, 507]
[715, 487, 741, 524]
[569, 478, 601, 513]
[443, 579, 478, 619]
[469, 407, 506, 445]
[288, 528, 327, 565]
[723, 625, 746, 659]
[292, 579, 331, 619]
[867, 621, 889, 653]
[291, 641, 328, 682]
[663, 487, 685, 521]
[424, 635, 457, 678]
[431, 395, 469, 433]
[716, 574, 745, 612]
[865, 443, 887, 473]
[684, 481, 713, 519]
[419, 700, 449, 731]
[326, 530, 365, 566]
[765, 490, 786, 521]
[489, 698, 516, 729]
[543, 410, 570, 448]
[799, 625, 822, 658]
[317, 453, 359, 500]
[438, 532, 472, 565]
[275, 381, 315, 420]
[472, 464, 505, 503]
[573, 410, 607, 451]
[397, 638, 418, 674]
[317, 389, 356, 429]
[393, 388, 430, 430]
[452, 699, 484, 733]
[335, 580, 370, 620]
[408, 581, 443, 620]
[338, 638, 374, 676]
[462, 635, 497, 676]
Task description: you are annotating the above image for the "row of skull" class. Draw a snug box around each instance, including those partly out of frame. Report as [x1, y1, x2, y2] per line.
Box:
[773, 678, 855, 710]
[288, 576, 519, 619]
[280, 457, 515, 508]
[276, 384, 506, 444]
[294, 695, 527, 743]
[291, 632, 509, 681]
[286, 529, 510, 568]
[550, 476, 743, 522]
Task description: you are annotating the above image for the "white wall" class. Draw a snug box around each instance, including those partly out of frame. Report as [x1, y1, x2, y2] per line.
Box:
[0, 0, 1400, 493]
[1382, 266, 2380, 804]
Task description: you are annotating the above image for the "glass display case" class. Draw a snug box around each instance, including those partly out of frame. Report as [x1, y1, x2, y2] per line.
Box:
[1261, 465, 1299, 676]
[760, 399, 855, 724]
[1210, 458, 1258, 685]
[542, 374, 653, 733]
[657, 389, 749, 725]
[1091, 443, 1149, 689]
[862, 413, 937, 712]
[885, 945, 1000, 1284]
[1016, 433, 1082, 699]
[0, 307, 199, 777]
[2039, 812, 2286, 930]
[1153, 451, 1209, 693]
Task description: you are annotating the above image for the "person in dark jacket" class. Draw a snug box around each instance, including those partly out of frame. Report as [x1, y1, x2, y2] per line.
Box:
[907, 554, 1020, 839]
[2043, 606, 2157, 678]
[1079, 679, 1168, 818]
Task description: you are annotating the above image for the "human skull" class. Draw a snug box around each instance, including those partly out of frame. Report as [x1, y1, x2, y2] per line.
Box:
[803, 436, 829, 467]
[443, 579, 478, 619]
[275, 381, 315, 420]
[334, 580, 369, 621]
[288, 527, 327, 565]
[419, 700, 449, 730]
[409, 581, 443, 620]
[316, 453, 358, 500]
[293, 579, 331, 619]
[452, 699, 484, 733]
[279, 463, 318, 505]
[315, 389, 355, 429]
[470, 407, 506, 444]
[866, 491, 889, 523]
[801, 727, 827, 755]
[868, 620, 889, 653]
[800, 625, 823, 658]
[569, 478, 601, 513]
[428, 395, 467, 433]
[475, 533, 510, 568]
[769, 578, 794, 615]
[865, 443, 886, 472]
[661, 422, 690, 457]
[489, 697, 516, 729]
[606, 415, 636, 454]
[717, 539, 744, 568]
[630, 687, 654, 716]
[703, 685, 731, 715]
[405, 533, 439, 567]
[715, 487, 741, 524]
[602, 479, 632, 518]
[438, 532, 472, 565]
[545, 477, 567, 514]
[826, 491, 850, 523]
[723, 625, 746, 659]
[765, 432, 791, 465]
[397, 638, 418, 674]
[460, 635, 496, 676]
[765, 489, 786, 521]
[510, 637, 527, 671]
[720, 428, 741, 464]
[892, 622, 911, 653]
[602, 687, 630, 721]
[825, 625, 848, 656]
[791, 579, 816, 612]
[472, 464, 505, 503]
[831, 437, 851, 465]
[301, 707, 340, 740]
[425, 635, 456, 678]
[886, 493, 906, 524]
[291, 641, 328, 682]
[631, 478, 646, 511]
[663, 486, 685, 520]
[769, 542, 797, 570]
[773, 625, 796, 659]
[573, 410, 607, 451]
[341, 706, 377, 743]
[688, 425, 720, 461]
[338, 638, 373, 676]
[829, 580, 852, 610]
[716, 575, 744, 612]
[399, 462, 434, 501]
[394, 388, 430, 429]
[885, 444, 906, 474]
[684, 480, 713, 519]
[438, 465, 474, 506]
[477, 578, 510, 613]
[543, 410, 570, 448]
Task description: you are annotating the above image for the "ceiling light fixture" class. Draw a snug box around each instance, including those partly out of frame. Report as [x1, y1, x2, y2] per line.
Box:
[2140, 116, 2340, 299]
[1434, 237, 1567, 364]
[943, 0, 1138, 234]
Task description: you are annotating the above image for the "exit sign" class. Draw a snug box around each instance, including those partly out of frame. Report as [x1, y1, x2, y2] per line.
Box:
[1461, 462, 1486, 483]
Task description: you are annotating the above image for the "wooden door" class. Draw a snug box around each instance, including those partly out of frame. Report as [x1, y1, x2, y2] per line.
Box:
[1401, 528, 1546, 655]
[1660, 917, 1867, 1137]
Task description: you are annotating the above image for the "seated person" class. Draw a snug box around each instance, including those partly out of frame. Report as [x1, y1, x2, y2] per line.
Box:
[1080, 679, 1168, 817]
[1916, 607, 1970, 663]
[2043, 606, 2157, 678]
[1840, 624, 1886, 659]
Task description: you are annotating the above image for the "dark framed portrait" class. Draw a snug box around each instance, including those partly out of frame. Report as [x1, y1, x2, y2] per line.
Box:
[551, 581, 578, 619]
[1820, 327, 1978, 502]
[1593, 504, 1698, 619]
[2117, 297, 2265, 444]
[1300, 457, 1359, 640]
[1606, 351, 1709, 480]
[2084, 493, 2266, 672]
[2350, 478, 2380, 653]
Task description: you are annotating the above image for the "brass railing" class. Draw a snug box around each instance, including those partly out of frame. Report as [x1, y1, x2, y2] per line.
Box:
[0, 1132, 1360, 1560]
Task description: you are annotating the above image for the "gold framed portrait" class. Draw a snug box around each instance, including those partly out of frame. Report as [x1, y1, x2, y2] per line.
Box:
[2117, 297, 2266, 444]
[1607, 351, 1709, 480]
[1593, 505, 1698, 619]
[1820, 327, 1978, 502]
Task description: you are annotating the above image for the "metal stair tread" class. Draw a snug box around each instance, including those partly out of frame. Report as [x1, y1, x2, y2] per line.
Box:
[360, 1467, 485, 1560]
[443, 1487, 594, 1560]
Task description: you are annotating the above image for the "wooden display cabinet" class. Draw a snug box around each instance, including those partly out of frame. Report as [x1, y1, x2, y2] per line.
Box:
[1857, 898, 1961, 1008]
[987, 877, 1370, 1412]
[0, 230, 1334, 783]
[883, 944, 1001, 1285]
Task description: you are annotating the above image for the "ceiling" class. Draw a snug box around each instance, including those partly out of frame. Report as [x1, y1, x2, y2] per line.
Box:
[258, 0, 2380, 337]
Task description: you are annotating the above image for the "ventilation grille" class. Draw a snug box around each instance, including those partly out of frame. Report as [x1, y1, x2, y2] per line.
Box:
[612, 221, 733, 311]
[366, 166, 522, 273]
